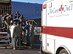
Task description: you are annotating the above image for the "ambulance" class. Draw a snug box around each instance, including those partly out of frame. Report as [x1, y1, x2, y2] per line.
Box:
[41, 0, 73, 54]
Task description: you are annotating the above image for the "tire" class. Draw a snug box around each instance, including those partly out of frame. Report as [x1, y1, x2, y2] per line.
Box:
[40, 47, 45, 54]
[59, 49, 68, 54]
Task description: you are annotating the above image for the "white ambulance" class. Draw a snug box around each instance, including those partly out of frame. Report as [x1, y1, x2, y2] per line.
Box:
[41, 0, 73, 54]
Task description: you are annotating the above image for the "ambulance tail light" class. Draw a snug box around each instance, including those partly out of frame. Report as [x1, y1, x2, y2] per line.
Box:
[42, 4, 46, 9]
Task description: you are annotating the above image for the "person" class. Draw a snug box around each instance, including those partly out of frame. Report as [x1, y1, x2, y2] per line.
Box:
[19, 15, 24, 23]
[15, 11, 21, 19]
[29, 22, 34, 48]
[13, 22, 22, 49]
[23, 21, 30, 47]
[3, 14, 11, 31]
[9, 21, 16, 50]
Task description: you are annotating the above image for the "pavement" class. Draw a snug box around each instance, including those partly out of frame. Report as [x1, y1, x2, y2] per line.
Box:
[0, 47, 40, 54]
[0, 34, 41, 54]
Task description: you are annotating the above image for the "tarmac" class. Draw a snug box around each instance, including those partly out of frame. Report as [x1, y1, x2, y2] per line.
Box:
[0, 47, 40, 54]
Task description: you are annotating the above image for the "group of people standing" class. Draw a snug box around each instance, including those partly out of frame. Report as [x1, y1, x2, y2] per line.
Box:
[10, 20, 34, 50]
[0, 12, 34, 50]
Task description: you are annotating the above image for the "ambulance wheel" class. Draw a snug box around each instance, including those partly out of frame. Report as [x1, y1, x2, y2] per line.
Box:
[40, 47, 44, 54]
[40, 47, 46, 54]
[59, 49, 68, 54]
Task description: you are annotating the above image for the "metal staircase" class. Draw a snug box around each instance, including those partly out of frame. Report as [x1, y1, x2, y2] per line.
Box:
[0, 28, 10, 47]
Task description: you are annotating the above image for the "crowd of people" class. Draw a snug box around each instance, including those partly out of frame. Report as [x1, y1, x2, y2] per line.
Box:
[0, 11, 34, 50]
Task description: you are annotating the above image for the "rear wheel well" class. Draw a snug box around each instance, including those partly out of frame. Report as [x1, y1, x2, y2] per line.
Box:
[56, 47, 64, 54]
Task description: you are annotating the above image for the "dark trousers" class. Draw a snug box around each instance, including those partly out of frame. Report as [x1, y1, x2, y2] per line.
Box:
[26, 34, 30, 46]
[17, 36, 21, 48]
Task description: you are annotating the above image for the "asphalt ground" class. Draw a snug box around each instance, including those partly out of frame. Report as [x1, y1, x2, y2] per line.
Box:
[0, 47, 40, 54]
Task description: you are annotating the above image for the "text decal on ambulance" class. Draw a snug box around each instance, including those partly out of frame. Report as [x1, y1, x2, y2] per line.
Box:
[49, 3, 73, 14]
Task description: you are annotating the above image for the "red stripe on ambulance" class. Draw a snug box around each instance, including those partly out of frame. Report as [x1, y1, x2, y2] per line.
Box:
[42, 26, 73, 38]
